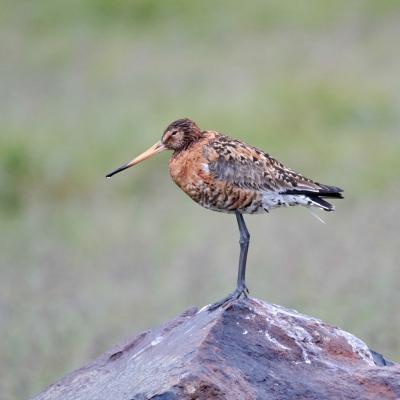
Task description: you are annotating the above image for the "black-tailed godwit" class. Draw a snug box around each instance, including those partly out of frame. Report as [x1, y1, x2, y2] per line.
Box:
[106, 118, 343, 309]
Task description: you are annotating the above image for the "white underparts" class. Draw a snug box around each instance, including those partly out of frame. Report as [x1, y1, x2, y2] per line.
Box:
[262, 193, 312, 211]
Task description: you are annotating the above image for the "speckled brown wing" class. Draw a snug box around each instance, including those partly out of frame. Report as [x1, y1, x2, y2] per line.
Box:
[204, 133, 329, 194]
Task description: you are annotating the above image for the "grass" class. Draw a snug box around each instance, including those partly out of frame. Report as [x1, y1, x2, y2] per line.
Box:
[1, 1, 400, 399]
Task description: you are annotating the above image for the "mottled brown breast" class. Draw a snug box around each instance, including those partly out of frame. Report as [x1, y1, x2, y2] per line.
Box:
[168, 135, 212, 205]
[169, 132, 261, 213]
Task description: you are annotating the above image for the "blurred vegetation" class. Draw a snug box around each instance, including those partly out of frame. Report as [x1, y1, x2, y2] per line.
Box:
[1, 1, 400, 399]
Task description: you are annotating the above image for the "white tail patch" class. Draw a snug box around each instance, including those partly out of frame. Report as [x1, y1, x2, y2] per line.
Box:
[262, 193, 316, 210]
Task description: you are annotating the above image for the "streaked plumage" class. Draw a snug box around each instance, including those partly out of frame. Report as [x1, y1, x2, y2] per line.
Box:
[166, 121, 343, 215]
[106, 118, 343, 309]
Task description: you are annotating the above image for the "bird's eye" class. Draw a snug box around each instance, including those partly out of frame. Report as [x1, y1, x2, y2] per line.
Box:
[171, 131, 177, 136]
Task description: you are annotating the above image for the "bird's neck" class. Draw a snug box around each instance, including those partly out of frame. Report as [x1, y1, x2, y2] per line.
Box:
[173, 131, 203, 156]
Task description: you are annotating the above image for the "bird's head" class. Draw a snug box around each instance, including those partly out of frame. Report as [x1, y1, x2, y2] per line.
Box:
[106, 118, 201, 178]
[161, 118, 202, 151]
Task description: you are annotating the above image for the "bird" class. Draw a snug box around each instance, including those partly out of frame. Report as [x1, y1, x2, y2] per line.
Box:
[106, 118, 343, 310]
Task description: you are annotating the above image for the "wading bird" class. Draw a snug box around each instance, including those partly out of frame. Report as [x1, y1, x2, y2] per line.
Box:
[106, 118, 343, 309]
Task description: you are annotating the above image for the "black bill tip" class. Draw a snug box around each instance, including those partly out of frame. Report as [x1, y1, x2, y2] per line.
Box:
[105, 164, 130, 178]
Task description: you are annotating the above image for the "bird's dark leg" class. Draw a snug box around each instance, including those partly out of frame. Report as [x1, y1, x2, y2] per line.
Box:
[209, 211, 250, 311]
[236, 211, 250, 294]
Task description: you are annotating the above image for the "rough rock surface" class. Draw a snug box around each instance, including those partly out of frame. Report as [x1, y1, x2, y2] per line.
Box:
[34, 298, 399, 400]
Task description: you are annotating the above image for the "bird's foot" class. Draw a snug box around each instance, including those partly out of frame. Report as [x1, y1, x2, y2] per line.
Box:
[208, 285, 249, 312]
[244, 284, 250, 295]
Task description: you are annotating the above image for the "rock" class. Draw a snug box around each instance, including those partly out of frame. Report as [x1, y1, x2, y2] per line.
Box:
[33, 298, 399, 400]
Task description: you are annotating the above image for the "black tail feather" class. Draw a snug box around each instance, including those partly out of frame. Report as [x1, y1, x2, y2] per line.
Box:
[308, 196, 335, 211]
[316, 184, 344, 198]
[284, 183, 344, 211]
[284, 184, 344, 198]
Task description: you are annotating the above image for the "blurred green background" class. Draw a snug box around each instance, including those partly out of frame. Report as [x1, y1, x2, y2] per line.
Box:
[1, 1, 400, 398]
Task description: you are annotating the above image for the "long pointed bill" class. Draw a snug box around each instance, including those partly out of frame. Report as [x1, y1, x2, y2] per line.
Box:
[106, 141, 166, 178]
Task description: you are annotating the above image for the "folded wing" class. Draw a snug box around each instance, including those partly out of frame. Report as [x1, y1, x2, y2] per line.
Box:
[205, 134, 343, 210]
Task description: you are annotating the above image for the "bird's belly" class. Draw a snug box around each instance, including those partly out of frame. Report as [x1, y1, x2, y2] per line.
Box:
[202, 184, 264, 214]
[185, 183, 313, 214]
[173, 172, 264, 214]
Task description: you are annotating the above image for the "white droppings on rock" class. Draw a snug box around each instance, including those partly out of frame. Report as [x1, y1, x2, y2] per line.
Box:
[291, 325, 313, 342]
[249, 299, 378, 367]
[243, 330, 248, 335]
[283, 325, 313, 364]
[251, 299, 324, 365]
[253, 299, 321, 324]
[185, 383, 197, 394]
[184, 326, 195, 335]
[336, 330, 375, 366]
[301, 347, 312, 364]
[130, 345, 148, 361]
[264, 331, 290, 350]
[130, 335, 165, 361]
[197, 305, 209, 313]
[151, 336, 163, 346]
